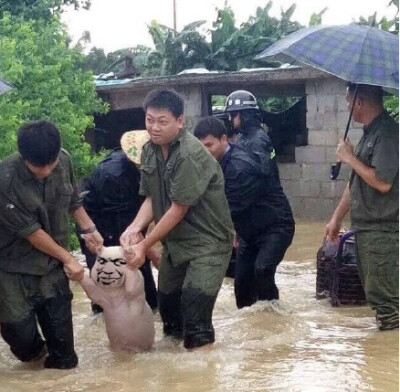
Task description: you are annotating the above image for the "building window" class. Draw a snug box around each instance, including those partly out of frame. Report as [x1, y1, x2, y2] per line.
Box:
[211, 94, 307, 163]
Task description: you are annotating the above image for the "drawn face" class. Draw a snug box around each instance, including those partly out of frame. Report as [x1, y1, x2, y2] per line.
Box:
[90, 246, 126, 289]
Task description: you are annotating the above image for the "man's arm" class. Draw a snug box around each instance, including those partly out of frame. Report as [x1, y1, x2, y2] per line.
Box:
[71, 206, 104, 253]
[27, 229, 84, 281]
[79, 273, 108, 307]
[337, 139, 392, 193]
[123, 202, 189, 269]
[325, 183, 350, 243]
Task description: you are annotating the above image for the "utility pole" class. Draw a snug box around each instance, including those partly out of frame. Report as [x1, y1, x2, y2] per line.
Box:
[173, 0, 177, 31]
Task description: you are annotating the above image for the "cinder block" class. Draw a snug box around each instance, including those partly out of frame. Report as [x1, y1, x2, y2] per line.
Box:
[325, 146, 337, 164]
[306, 111, 324, 130]
[308, 130, 338, 146]
[282, 179, 321, 198]
[302, 163, 332, 181]
[184, 116, 196, 132]
[280, 179, 298, 197]
[318, 95, 338, 113]
[285, 196, 305, 218]
[336, 95, 349, 111]
[302, 197, 341, 220]
[338, 128, 363, 144]
[319, 79, 347, 95]
[324, 111, 338, 129]
[295, 146, 326, 163]
[337, 111, 363, 130]
[321, 180, 348, 199]
[278, 163, 302, 180]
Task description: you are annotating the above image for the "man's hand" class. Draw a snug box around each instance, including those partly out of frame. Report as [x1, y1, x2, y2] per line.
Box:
[63, 256, 84, 281]
[120, 228, 144, 248]
[336, 138, 354, 164]
[81, 230, 103, 254]
[233, 232, 240, 249]
[325, 217, 341, 244]
[123, 242, 146, 270]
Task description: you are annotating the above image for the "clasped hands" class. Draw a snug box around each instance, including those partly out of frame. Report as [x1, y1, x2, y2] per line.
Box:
[120, 229, 146, 270]
[81, 229, 104, 254]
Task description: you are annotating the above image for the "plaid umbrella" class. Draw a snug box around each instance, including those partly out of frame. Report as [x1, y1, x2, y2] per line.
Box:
[255, 24, 399, 92]
[0, 76, 13, 95]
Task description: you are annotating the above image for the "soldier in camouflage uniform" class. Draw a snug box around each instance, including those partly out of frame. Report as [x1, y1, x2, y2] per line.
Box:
[120, 89, 234, 349]
[326, 84, 399, 331]
[0, 120, 103, 369]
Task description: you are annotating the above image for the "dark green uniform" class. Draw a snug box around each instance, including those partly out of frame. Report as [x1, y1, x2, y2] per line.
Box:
[140, 129, 234, 348]
[0, 150, 80, 366]
[349, 112, 399, 330]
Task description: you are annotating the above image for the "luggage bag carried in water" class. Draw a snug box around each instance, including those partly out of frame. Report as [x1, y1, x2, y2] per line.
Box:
[316, 231, 366, 306]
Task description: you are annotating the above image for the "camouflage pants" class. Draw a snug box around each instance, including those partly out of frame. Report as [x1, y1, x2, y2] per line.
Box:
[158, 250, 231, 349]
[355, 231, 399, 330]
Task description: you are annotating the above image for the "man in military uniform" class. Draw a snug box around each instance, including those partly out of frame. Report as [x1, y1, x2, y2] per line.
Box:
[0, 120, 103, 369]
[120, 89, 234, 349]
[326, 84, 399, 331]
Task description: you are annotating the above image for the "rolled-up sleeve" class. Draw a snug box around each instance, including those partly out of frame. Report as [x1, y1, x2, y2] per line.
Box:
[0, 192, 41, 238]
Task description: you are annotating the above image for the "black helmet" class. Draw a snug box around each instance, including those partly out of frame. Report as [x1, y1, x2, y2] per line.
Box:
[225, 90, 259, 112]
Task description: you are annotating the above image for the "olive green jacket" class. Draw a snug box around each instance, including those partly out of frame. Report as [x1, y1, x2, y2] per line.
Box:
[350, 112, 399, 232]
[140, 130, 234, 265]
[0, 150, 81, 275]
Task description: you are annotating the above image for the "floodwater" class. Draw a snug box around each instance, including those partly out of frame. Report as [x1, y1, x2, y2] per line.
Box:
[0, 222, 398, 392]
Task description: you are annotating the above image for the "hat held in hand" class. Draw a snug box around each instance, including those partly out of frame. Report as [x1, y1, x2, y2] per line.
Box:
[121, 130, 150, 165]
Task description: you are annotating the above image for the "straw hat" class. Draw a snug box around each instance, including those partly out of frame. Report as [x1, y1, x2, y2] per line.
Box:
[120, 130, 150, 165]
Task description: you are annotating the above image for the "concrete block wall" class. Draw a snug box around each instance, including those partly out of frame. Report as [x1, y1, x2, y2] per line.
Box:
[176, 86, 202, 133]
[279, 78, 363, 221]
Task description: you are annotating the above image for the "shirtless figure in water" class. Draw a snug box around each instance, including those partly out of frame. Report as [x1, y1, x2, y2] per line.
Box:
[78, 246, 155, 351]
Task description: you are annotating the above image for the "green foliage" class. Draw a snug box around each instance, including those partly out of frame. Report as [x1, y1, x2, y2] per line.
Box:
[80, 1, 304, 76]
[309, 7, 328, 26]
[208, 2, 303, 70]
[69, 221, 80, 250]
[384, 95, 399, 122]
[0, 12, 107, 178]
[0, 0, 90, 20]
[258, 96, 301, 112]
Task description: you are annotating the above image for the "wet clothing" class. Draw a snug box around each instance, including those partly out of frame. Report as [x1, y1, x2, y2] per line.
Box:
[235, 125, 278, 177]
[349, 112, 399, 329]
[235, 231, 293, 307]
[158, 251, 231, 348]
[349, 112, 399, 232]
[0, 150, 79, 368]
[81, 149, 157, 309]
[220, 140, 295, 308]
[355, 231, 398, 330]
[220, 144, 294, 242]
[140, 129, 234, 348]
[0, 267, 77, 368]
[0, 150, 80, 275]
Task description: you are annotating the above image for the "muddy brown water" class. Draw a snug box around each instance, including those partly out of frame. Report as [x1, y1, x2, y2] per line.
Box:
[0, 222, 398, 392]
